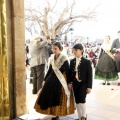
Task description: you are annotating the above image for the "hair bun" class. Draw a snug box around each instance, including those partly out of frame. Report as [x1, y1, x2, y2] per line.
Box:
[53, 41, 63, 51]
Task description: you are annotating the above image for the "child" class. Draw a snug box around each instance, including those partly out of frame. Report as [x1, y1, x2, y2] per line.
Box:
[34, 41, 74, 120]
[70, 43, 92, 120]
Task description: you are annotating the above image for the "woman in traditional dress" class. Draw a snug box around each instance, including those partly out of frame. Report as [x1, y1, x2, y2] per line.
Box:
[95, 36, 118, 85]
[34, 41, 75, 120]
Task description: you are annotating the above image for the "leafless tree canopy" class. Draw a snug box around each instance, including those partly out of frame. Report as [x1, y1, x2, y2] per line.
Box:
[25, 0, 98, 39]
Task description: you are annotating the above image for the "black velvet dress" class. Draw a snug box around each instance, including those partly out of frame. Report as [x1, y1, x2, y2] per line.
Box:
[34, 56, 75, 116]
[95, 48, 118, 81]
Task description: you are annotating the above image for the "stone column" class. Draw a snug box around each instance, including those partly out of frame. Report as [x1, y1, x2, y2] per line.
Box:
[6, 0, 27, 119]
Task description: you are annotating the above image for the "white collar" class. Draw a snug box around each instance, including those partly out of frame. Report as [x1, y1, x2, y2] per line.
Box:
[76, 56, 82, 61]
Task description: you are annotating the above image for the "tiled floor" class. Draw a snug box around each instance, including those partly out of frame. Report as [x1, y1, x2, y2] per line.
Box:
[20, 68, 120, 120]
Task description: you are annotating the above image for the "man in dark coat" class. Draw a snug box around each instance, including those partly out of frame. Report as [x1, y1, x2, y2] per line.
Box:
[45, 35, 53, 61]
[111, 31, 120, 86]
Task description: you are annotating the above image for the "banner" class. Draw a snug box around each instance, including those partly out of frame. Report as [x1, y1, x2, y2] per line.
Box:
[0, 0, 10, 119]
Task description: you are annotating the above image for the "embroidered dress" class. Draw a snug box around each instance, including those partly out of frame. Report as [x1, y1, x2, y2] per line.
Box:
[34, 53, 75, 116]
[95, 42, 118, 81]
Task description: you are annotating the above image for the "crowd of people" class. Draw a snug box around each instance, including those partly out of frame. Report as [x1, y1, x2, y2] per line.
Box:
[25, 30, 120, 120]
[67, 42, 99, 68]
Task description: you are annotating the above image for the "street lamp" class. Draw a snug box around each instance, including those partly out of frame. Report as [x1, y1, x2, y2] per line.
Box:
[69, 28, 74, 46]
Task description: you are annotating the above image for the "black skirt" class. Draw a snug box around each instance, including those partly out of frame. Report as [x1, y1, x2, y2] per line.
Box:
[95, 53, 118, 81]
[115, 56, 120, 72]
[37, 72, 62, 110]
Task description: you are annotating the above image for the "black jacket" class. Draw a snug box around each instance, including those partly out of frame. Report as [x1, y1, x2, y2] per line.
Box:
[45, 43, 53, 56]
[111, 39, 120, 53]
[44, 60, 71, 84]
[70, 57, 92, 88]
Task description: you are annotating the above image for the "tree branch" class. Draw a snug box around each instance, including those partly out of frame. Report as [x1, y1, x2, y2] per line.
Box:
[25, 0, 98, 39]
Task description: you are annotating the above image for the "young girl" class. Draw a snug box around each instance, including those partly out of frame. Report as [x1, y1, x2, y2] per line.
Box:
[34, 41, 74, 120]
[70, 43, 92, 120]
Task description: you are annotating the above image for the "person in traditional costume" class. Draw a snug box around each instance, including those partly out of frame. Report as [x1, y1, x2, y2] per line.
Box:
[111, 31, 120, 86]
[95, 36, 118, 85]
[34, 41, 75, 120]
[70, 43, 92, 120]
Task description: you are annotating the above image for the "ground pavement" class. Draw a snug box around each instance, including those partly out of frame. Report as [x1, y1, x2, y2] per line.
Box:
[18, 67, 120, 120]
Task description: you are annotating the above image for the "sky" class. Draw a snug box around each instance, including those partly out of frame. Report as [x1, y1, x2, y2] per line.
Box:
[73, 0, 120, 40]
[25, 0, 120, 41]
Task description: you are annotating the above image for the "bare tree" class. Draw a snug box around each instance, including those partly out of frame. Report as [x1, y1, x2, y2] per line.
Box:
[25, 0, 98, 39]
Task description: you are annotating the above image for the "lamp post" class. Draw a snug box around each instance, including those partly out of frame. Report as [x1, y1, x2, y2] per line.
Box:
[69, 28, 74, 46]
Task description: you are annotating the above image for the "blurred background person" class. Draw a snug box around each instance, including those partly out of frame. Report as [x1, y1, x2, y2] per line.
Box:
[45, 35, 53, 71]
[45, 35, 53, 59]
[111, 31, 120, 86]
[83, 48, 90, 59]
[95, 36, 118, 85]
[89, 49, 97, 68]
[29, 35, 47, 94]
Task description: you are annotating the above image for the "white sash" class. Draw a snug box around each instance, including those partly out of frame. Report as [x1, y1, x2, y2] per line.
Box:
[51, 58, 70, 108]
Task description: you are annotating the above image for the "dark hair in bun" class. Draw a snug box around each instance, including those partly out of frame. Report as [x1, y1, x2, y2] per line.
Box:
[53, 41, 63, 51]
